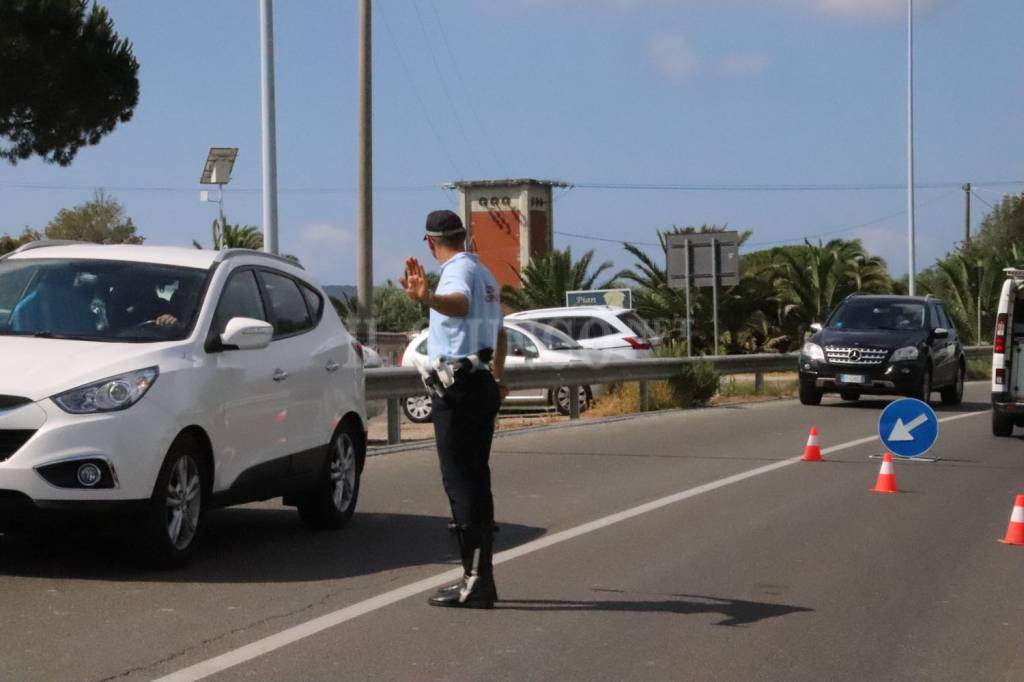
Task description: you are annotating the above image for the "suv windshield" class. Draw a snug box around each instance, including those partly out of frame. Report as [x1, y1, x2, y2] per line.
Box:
[0, 259, 208, 342]
[826, 300, 926, 331]
[510, 321, 581, 350]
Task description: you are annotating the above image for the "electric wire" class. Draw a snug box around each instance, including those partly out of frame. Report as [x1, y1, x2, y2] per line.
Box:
[970, 190, 996, 211]
[377, 0, 462, 179]
[0, 182, 439, 194]
[554, 188, 961, 251]
[427, 0, 504, 173]
[571, 180, 1024, 192]
[412, 0, 485, 176]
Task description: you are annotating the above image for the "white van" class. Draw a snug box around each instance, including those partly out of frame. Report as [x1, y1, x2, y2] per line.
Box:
[992, 268, 1024, 436]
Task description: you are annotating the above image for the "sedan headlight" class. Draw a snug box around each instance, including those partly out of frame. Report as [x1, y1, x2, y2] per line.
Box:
[801, 342, 825, 362]
[52, 367, 159, 414]
[890, 346, 919, 362]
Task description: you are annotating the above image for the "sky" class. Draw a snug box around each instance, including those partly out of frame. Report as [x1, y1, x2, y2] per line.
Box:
[2, 0, 1023, 287]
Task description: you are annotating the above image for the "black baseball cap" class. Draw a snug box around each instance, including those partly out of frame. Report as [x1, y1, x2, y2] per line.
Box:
[423, 210, 466, 240]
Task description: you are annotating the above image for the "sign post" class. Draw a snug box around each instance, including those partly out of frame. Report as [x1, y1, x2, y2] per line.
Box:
[666, 231, 740, 357]
[877, 397, 940, 462]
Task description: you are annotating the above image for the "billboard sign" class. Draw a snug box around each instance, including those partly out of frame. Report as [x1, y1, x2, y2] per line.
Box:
[666, 232, 741, 288]
[566, 289, 633, 309]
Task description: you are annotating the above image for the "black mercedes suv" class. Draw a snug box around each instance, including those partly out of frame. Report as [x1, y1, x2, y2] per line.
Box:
[798, 294, 965, 406]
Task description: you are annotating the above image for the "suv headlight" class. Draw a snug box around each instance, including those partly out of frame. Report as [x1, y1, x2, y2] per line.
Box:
[890, 346, 919, 362]
[52, 367, 159, 414]
[801, 342, 825, 362]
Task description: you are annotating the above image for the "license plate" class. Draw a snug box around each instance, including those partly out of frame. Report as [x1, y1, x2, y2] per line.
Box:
[839, 374, 866, 385]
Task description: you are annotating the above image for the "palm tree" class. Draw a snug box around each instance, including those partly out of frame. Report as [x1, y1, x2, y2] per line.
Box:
[770, 239, 892, 342]
[918, 242, 1023, 344]
[501, 247, 616, 311]
[193, 218, 264, 250]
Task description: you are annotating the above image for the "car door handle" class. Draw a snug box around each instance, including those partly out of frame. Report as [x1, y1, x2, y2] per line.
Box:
[272, 369, 289, 382]
[325, 360, 339, 373]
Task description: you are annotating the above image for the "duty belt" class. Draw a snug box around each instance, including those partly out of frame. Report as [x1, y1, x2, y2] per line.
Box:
[414, 348, 494, 399]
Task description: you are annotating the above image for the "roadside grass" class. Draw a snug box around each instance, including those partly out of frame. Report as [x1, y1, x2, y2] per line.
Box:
[589, 380, 676, 417]
[967, 358, 991, 381]
[590, 372, 799, 417]
[717, 375, 799, 402]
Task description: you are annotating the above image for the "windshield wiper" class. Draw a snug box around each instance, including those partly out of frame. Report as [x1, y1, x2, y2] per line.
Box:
[32, 331, 102, 341]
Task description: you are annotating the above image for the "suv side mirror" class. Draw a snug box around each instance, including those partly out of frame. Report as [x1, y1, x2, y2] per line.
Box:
[810, 323, 823, 333]
[932, 327, 949, 340]
[221, 317, 274, 350]
[524, 346, 540, 359]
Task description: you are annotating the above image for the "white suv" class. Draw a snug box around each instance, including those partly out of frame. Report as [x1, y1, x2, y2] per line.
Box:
[0, 242, 366, 565]
[505, 305, 658, 360]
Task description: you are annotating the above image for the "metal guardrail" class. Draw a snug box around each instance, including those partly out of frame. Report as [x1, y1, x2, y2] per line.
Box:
[366, 346, 992, 444]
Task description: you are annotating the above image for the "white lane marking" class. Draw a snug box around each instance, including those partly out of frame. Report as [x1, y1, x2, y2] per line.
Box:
[155, 410, 984, 682]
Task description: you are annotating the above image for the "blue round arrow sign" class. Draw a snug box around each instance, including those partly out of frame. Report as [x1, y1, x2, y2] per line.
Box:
[879, 398, 939, 457]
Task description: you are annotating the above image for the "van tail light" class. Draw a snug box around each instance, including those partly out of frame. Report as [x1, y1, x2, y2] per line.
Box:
[995, 313, 1008, 354]
[996, 368, 1006, 386]
[352, 341, 364, 362]
[624, 336, 652, 350]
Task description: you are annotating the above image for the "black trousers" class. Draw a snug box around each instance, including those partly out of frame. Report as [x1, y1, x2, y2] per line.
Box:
[432, 370, 502, 528]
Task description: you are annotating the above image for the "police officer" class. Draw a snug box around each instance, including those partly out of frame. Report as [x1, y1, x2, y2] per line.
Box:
[400, 209, 508, 609]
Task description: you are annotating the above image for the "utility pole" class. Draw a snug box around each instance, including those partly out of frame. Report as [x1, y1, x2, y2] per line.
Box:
[906, 0, 916, 296]
[356, 0, 374, 341]
[259, 0, 280, 255]
[963, 183, 972, 245]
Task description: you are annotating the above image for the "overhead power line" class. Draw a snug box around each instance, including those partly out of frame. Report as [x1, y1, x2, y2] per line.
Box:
[970, 190, 996, 211]
[555, 187, 962, 251]
[0, 182, 439, 194]
[412, 0, 484, 176]
[377, 0, 462, 178]
[571, 180, 1024, 192]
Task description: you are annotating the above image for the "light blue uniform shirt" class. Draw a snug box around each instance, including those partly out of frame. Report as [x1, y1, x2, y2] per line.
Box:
[427, 252, 503, 362]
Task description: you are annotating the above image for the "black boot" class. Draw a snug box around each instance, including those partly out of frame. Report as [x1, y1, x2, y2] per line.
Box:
[429, 525, 497, 608]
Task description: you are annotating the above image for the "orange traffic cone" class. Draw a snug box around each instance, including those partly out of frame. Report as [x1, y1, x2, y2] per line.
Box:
[870, 453, 898, 493]
[801, 427, 822, 462]
[998, 495, 1024, 545]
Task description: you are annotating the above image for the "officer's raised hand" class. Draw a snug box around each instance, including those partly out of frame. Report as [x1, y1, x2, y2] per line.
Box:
[400, 257, 429, 303]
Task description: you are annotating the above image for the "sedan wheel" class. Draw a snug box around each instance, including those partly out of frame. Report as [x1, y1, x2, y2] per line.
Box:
[403, 395, 433, 423]
[554, 386, 590, 416]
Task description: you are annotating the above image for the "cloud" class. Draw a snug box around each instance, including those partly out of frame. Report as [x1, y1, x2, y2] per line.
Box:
[717, 53, 770, 76]
[799, 0, 940, 21]
[489, 0, 941, 22]
[285, 223, 356, 284]
[298, 222, 354, 246]
[648, 35, 700, 82]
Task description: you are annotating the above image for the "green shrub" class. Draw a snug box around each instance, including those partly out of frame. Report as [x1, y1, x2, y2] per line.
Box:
[667, 360, 720, 408]
[967, 358, 991, 381]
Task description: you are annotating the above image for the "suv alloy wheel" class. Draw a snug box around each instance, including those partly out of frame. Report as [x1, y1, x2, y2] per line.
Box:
[140, 434, 207, 568]
[940, 362, 964, 406]
[298, 423, 362, 530]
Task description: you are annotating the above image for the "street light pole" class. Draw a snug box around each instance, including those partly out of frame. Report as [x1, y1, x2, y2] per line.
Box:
[356, 0, 374, 341]
[259, 0, 280, 255]
[906, 0, 916, 295]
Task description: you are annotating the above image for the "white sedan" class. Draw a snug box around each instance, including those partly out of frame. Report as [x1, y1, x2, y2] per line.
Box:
[399, 320, 604, 423]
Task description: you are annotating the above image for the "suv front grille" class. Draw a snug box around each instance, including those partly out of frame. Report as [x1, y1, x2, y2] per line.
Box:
[825, 346, 889, 366]
[0, 430, 36, 462]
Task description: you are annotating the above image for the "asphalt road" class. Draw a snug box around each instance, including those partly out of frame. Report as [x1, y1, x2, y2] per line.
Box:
[1, 383, 1021, 682]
